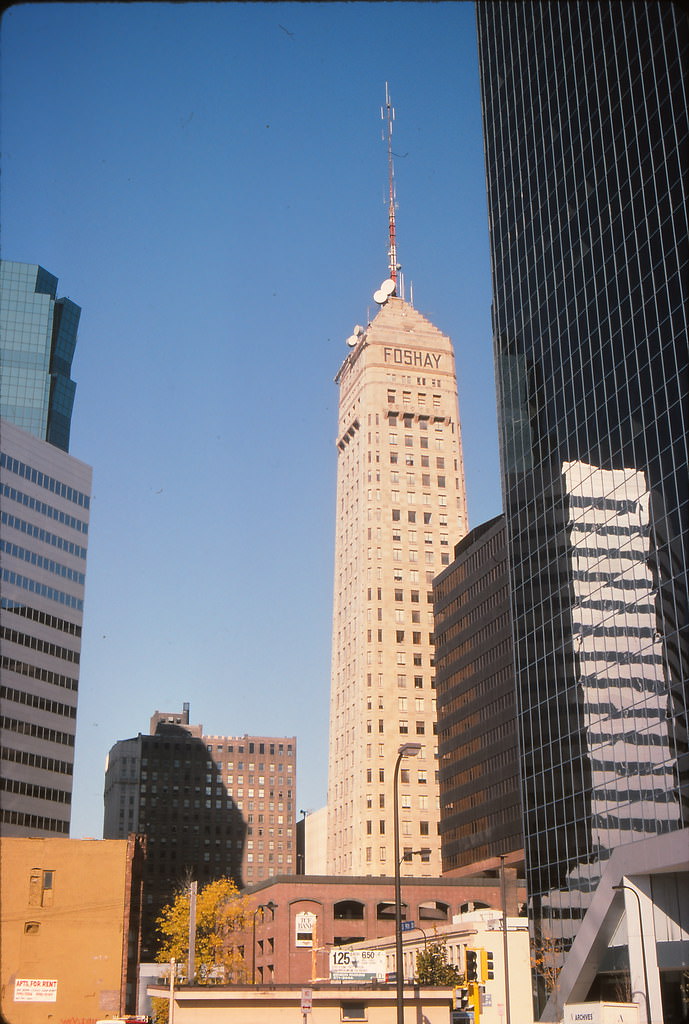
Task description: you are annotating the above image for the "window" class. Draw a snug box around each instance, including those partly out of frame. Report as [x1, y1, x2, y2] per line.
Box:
[29, 869, 54, 907]
[420, 821, 430, 836]
[416, 721, 425, 735]
[399, 720, 409, 734]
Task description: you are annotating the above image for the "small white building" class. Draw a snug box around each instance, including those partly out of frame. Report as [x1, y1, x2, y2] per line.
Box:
[343, 908, 533, 1024]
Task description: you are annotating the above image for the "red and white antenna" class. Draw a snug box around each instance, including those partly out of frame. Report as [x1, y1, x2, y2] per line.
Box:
[382, 82, 398, 288]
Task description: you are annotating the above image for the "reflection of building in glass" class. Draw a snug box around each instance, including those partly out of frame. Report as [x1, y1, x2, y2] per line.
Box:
[0, 261, 91, 838]
[0, 261, 80, 452]
[103, 705, 296, 958]
[565, 462, 680, 857]
[477, 2, 688, 1018]
[326, 293, 468, 876]
[433, 515, 524, 878]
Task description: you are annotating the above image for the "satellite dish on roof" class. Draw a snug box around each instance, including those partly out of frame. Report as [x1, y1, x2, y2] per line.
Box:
[381, 278, 396, 296]
[354, 325, 364, 336]
[373, 289, 387, 304]
[346, 335, 358, 347]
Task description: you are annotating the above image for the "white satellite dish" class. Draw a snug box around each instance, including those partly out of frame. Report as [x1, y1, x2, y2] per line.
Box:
[373, 289, 387, 304]
[381, 278, 396, 296]
[346, 335, 358, 347]
[353, 325, 363, 336]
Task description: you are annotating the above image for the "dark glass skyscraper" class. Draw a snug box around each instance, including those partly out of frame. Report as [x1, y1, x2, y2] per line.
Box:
[0, 261, 80, 452]
[477, 1, 687, 1016]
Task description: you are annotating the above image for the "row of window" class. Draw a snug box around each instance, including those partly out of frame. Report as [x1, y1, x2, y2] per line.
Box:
[1, 685, 77, 721]
[0, 774, 72, 804]
[1, 625, 80, 664]
[1, 654, 78, 692]
[1, 511, 87, 559]
[0, 715, 75, 747]
[0, 479, 87, 532]
[0, 599, 82, 637]
[0, 453, 89, 508]
[1, 568, 84, 610]
[0, 809, 68, 833]
[1, 539, 85, 586]
[1, 743, 73, 775]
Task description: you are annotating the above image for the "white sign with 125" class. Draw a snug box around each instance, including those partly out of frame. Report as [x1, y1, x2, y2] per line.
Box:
[329, 949, 387, 981]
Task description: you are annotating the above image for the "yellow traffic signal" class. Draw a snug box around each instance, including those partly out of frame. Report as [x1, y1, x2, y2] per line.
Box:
[467, 980, 481, 1022]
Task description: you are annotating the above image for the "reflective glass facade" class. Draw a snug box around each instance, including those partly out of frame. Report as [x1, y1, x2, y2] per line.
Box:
[476, 0, 688, 998]
[0, 260, 80, 452]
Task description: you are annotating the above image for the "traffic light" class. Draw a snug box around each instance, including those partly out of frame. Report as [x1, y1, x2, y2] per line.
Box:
[468, 980, 481, 1023]
[480, 949, 494, 981]
[453, 985, 469, 1010]
[465, 948, 478, 982]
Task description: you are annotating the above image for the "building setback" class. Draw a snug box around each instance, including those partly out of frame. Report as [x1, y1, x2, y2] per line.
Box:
[0, 261, 91, 838]
[103, 705, 296, 958]
[477, 2, 688, 1019]
[326, 290, 468, 876]
[433, 514, 524, 877]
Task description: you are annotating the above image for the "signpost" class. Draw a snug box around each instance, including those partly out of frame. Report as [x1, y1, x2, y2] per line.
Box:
[329, 949, 387, 982]
[301, 987, 313, 1020]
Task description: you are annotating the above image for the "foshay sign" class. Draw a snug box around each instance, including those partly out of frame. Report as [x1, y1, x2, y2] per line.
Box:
[383, 347, 442, 369]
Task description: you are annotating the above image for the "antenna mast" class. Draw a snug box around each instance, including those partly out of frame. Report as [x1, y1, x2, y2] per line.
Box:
[382, 83, 398, 287]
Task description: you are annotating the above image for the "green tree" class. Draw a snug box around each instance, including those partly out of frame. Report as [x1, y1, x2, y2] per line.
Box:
[415, 940, 463, 985]
[155, 877, 249, 984]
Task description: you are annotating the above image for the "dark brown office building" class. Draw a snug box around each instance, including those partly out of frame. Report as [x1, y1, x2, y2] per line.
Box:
[103, 704, 296, 958]
[433, 514, 523, 876]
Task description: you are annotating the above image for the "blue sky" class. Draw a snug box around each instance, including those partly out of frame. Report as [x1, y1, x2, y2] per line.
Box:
[1, 1, 500, 838]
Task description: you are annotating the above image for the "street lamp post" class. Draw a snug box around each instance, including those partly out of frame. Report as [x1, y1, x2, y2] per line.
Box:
[612, 883, 651, 1024]
[394, 741, 422, 1024]
[251, 901, 276, 984]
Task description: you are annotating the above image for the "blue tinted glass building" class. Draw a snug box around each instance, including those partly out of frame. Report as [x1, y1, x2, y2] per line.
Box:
[1, 260, 80, 452]
[477, 2, 688, 1019]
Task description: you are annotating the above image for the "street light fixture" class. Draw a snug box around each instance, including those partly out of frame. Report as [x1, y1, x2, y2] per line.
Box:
[251, 901, 276, 984]
[612, 883, 651, 1024]
[394, 741, 422, 1024]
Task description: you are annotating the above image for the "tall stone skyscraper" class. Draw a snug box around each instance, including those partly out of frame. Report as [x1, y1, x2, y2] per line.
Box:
[1, 261, 92, 837]
[477, 3, 687, 1018]
[326, 289, 468, 875]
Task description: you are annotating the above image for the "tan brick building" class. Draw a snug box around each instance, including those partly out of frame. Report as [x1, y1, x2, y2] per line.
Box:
[0, 836, 145, 1023]
[327, 292, 468, 876]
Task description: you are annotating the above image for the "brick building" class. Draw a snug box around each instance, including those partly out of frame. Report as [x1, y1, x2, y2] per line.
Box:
[240, 872, 523, 985]
[103, 705, 296, 958]
[0, 836, 145, 1022]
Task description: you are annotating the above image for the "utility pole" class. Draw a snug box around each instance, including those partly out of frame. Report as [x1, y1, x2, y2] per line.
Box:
[187, 880, 197, 983]
[500, 856, 511, 1024]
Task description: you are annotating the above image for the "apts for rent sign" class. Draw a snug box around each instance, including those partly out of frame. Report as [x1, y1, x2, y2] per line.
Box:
[14, 979, 58, 1002]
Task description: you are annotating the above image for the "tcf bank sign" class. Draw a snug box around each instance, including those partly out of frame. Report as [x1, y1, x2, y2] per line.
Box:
[383, 347, 442, 370]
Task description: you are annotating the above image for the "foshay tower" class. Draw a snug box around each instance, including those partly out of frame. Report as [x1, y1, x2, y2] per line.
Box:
[326, 89, 468, 875]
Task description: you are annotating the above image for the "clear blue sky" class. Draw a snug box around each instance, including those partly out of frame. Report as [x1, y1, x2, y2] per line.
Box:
[1, 1, 500, 838]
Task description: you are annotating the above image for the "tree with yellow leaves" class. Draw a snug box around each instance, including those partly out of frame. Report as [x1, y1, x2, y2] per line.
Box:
[155, 877, 250, 984]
